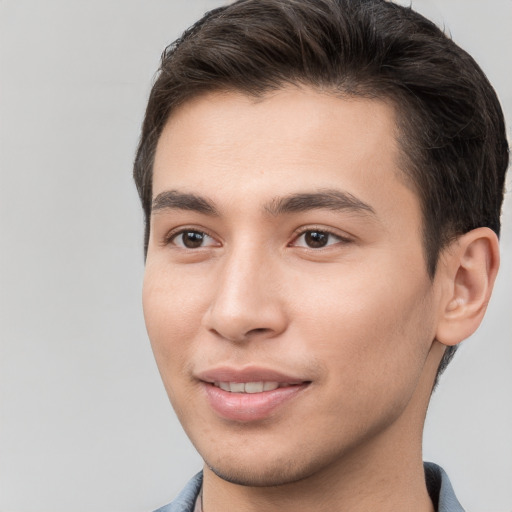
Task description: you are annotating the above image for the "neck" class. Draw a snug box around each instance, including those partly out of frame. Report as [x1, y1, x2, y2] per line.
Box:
[201, 342, 444, 512]
[202, 436, 433, 512]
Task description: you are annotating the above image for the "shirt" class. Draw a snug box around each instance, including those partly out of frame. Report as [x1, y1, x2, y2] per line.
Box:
[153, 462, 464, 512]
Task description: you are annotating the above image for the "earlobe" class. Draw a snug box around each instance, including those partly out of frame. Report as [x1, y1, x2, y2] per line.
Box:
[435, 227, 500, 347]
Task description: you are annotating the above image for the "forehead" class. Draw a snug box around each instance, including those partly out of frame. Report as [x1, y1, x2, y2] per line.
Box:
[152, 87, 420, 226]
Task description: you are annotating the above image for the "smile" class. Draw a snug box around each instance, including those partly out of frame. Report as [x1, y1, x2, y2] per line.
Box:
[213, 381, 294, 393]
[197, 367, 310, 421]
[203, 381, 309, 421]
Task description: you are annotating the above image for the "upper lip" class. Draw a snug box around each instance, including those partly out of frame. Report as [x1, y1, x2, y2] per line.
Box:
[196, 366, 308, 384]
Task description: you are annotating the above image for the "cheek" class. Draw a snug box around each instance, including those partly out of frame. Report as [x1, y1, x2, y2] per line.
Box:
[142, 265, 207, 378]
[289, 265, 434, 395]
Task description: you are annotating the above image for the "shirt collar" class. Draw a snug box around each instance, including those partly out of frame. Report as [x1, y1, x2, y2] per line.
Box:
[156, 463, 464, 512]
[425, 462, 465, 512]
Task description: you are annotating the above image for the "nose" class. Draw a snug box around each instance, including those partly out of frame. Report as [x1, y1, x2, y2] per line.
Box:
[201, 246, 288, 342]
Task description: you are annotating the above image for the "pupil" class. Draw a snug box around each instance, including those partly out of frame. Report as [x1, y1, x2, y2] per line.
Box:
[305, 231, 328, 248]
[183, 231, 204, 248]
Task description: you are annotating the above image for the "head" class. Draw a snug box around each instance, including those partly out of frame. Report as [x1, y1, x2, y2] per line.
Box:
[134, 0, 508, 380]
[135, 0, 507, 489]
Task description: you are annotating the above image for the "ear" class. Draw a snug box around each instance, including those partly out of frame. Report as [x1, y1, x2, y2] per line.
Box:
[435, 227, 500, 347]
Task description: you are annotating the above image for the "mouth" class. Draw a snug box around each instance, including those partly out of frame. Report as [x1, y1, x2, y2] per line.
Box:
[212, 381, 297, 393]
[198, 367, 311, 422]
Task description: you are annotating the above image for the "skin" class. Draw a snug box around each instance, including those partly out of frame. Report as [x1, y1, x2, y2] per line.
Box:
[143, 87, 499, 512]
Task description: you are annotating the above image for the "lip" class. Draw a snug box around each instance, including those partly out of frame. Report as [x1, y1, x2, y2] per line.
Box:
[197, 366, 306, 384]
[197, 366, 310, 422]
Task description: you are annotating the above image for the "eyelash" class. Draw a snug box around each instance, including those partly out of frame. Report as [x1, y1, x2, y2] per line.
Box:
[163, 226, 352, 250]
[290, 227, 353, 249]
[163, 227, 219, 249]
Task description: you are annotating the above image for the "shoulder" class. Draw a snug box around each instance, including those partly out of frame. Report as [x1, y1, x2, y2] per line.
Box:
[153, 472, 203, 512]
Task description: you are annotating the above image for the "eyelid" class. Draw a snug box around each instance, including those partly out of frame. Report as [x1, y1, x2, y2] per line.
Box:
[289, 226, 354, 248]
[162, 226, 221, 248]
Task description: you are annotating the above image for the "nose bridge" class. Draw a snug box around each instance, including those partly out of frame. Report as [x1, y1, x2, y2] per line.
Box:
[203, 237, 286, 341]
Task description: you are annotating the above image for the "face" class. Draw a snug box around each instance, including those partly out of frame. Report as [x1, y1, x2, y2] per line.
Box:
[143, 87, 441, 486]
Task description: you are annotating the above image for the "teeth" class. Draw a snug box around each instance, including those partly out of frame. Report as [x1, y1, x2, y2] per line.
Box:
[244, 382, 264, 393]
[218, 382, 231, 392]
[230, 382, 245, 393]
[214, 381, 281, 393]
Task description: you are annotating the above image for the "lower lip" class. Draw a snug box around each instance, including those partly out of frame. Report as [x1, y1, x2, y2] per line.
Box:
[203, 383, 308, 422]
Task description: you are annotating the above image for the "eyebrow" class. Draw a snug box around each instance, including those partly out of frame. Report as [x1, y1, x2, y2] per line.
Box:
[264, 189, 376, 216]
[152, 190, 219, 216]
[151, 188, 376, 218]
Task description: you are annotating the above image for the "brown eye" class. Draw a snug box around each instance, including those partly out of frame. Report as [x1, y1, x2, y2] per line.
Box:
[304, 231, 329, 248]
[292, 229, 349, 249]
[171, 230, 217, 249]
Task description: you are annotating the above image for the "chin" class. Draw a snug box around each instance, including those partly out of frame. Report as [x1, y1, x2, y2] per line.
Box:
[202, 444, 338, 488]
[205, 460, 311, 487]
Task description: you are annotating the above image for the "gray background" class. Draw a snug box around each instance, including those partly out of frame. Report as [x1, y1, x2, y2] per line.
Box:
[0, 1, 510, 511]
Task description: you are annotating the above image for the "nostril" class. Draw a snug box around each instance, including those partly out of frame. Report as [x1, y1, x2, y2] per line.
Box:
[209, 326, 277, 343]
[203, 297, 287, 342]
[247, 327, 272, 336]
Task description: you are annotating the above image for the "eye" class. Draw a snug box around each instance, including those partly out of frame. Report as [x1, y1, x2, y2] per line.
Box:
[292, 229, 348, 249]
[169, 229, 219, 249]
